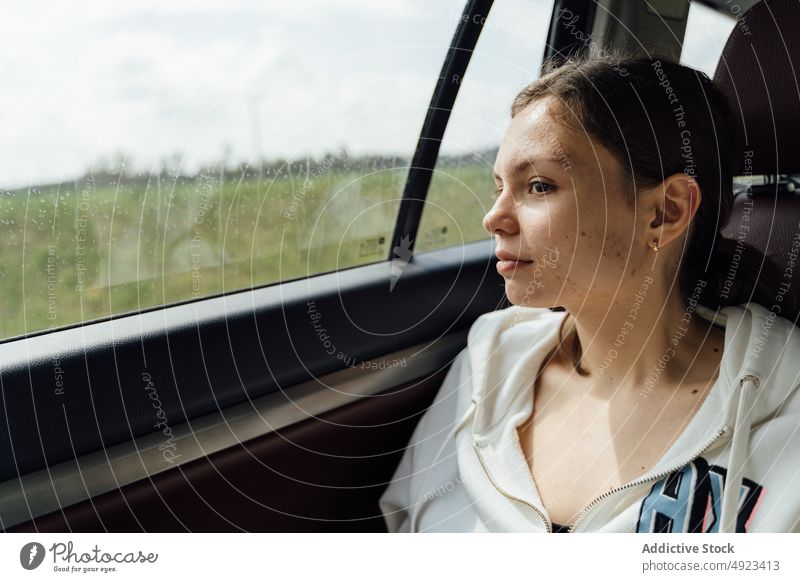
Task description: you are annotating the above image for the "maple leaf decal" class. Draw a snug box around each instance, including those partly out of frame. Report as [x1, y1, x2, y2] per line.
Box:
[390, 234, 413, 292]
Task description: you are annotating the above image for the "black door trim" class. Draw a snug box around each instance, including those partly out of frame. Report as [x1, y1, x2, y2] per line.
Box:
[390, 0, 495, 256]
[543, 0, 598, 66]
[0, 239, 504, 483]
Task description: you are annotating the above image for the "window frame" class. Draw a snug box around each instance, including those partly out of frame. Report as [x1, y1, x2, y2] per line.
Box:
[0, 0, 570, 487]
[390, 0, 495, 257]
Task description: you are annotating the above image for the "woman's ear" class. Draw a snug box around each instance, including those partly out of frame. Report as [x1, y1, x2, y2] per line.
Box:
[643, 173, 700, 248]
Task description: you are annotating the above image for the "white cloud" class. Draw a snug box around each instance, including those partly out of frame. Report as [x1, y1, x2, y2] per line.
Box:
[0, 0, 465, 188]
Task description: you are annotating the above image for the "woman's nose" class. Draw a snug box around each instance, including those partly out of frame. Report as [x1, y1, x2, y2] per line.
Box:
[482, 192, 517, 235]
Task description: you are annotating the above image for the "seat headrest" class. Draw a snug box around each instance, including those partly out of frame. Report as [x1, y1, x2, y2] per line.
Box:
[713, 0, 800, 176]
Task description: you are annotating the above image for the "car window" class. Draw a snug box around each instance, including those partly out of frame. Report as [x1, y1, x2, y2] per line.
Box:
[680, 1, 737, 77]
[415, 0, 555, 253]
[0, 0, 465, 340]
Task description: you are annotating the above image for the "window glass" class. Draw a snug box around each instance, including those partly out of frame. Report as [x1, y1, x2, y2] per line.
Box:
[0, 0, 465, 340]
[680, 1, 737, 77]
[416, 0, 555, 253]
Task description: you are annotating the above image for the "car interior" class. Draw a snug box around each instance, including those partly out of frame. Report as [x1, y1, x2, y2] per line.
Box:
[2, 0, 799, 532]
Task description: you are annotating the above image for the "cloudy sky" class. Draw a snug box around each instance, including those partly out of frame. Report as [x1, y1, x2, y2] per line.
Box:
[0, 0, 734, 189]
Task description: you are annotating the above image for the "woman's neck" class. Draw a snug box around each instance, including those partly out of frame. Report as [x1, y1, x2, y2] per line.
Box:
[560, 289, 724, 395]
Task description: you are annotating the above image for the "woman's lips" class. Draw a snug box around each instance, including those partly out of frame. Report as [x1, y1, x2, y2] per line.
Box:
[496, 259, 533, 274]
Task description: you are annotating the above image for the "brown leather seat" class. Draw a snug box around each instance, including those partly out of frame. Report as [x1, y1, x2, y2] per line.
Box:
[715, 0, 800, 324]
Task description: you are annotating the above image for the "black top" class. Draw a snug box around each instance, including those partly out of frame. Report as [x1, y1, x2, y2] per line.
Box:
[551, 521, 570, 533]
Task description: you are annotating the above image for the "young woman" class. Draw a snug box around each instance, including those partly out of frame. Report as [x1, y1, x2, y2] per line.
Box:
[379, 53, 800, 533]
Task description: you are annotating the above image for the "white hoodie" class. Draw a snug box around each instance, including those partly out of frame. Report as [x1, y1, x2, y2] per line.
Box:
[379, 302, 800, 533]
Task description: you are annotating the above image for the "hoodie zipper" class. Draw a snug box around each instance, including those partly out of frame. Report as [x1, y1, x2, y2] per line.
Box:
[473, 442, 553, 533]
[566, 425, 730, 532]
[475, 426, 729, 533]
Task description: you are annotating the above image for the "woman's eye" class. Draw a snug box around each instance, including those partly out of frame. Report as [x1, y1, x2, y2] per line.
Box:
[491, 181, 552, 199]
[529, 180, 552, 194]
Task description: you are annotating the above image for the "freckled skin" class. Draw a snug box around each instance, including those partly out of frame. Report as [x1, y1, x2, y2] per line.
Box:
[484, 97, 650, 307]
[487, 97, 727, 526]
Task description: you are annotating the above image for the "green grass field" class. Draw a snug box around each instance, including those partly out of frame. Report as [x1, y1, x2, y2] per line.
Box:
[0, 162, 494, 340]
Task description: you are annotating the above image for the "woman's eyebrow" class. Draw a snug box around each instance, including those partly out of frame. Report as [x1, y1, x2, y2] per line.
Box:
[493, 157, 564, 179]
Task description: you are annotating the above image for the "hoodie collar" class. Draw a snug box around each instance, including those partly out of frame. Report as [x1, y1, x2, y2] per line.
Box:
[469, 303, 797, 527]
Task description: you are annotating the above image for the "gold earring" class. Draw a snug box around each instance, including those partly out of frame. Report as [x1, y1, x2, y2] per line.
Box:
[650, 238, 660, 252]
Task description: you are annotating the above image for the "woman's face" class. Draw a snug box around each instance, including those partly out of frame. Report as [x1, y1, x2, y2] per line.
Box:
[484, 96, 649, 309]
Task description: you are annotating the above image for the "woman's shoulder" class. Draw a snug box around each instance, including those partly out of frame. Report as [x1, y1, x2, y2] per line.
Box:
[720, 302, 800, 416]
[741, 301, 796, 323]
[724, 302, 800, 352]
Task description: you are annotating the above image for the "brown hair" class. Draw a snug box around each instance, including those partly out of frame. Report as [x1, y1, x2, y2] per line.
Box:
[511, 51, 794, 375]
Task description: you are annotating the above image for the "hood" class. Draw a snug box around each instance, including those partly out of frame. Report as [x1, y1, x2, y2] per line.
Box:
[411, 302, 800, 533]
[468, 303, 797, 435]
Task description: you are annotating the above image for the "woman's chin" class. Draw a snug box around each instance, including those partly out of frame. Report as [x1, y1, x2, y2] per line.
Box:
[503, 284, 554, 308]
